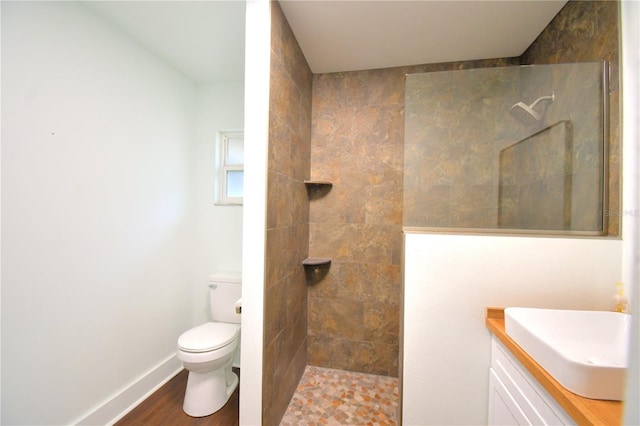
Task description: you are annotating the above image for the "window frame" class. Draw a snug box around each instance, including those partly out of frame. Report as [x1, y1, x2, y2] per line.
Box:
[216, 130, 244, 205]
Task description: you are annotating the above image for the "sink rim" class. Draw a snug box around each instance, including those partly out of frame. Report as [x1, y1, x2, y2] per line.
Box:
[504, 306, 630, 401]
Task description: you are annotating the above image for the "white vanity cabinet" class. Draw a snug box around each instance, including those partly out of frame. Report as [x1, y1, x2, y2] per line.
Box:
[489, 337, 575, 425]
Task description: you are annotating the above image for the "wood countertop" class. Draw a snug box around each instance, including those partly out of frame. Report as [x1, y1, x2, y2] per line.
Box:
[485, 307, 622, 426]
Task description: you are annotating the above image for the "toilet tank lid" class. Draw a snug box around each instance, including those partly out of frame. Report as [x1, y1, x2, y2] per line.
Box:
[209, 271, 241, 284]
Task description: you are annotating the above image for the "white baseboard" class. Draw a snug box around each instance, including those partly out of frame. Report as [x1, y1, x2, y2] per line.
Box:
[75, 354, 183, 425]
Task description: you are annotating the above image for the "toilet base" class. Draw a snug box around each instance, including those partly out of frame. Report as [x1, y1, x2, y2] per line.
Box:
[182, 362, 239, 417]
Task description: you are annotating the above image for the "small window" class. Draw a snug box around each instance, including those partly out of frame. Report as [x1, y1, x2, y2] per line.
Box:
[217, 130, 244, 205]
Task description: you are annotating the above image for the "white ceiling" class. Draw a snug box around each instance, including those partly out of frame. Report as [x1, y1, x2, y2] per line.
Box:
[280, 0, 569, 73]
[84, 1, 246, 84]
[85, 0, 568, 83]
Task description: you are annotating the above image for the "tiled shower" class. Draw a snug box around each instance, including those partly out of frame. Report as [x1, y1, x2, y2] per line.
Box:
[263, 1, 621, 425]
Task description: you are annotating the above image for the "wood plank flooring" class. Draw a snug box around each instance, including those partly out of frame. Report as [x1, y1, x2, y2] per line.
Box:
[116, 368, 239, 426]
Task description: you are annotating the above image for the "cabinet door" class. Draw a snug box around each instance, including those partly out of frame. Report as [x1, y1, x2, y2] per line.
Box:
[491, 338, 575, 425]
[489, 368, 530, 425]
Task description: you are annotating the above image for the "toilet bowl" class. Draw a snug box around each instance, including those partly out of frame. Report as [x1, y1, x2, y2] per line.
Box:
[177, 273, 242, 417]
[177, 322, 239, 417]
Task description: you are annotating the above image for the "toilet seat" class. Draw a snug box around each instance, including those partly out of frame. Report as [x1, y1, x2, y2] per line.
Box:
[178, 322, 237, 353]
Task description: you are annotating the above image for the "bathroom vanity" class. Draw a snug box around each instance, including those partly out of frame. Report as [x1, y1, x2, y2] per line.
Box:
[485, 308, 622, 425]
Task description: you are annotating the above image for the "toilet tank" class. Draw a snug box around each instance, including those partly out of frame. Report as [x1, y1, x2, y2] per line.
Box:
[209, 272, 242, 324]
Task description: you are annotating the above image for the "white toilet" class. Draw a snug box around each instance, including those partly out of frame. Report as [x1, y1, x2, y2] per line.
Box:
[177, 272, 241, 417]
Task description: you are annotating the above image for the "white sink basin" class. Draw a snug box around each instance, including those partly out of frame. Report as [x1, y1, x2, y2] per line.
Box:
[504, 307, 630, 400]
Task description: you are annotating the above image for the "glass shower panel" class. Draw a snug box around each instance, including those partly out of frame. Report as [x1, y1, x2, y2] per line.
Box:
[403, 62, 606, 235]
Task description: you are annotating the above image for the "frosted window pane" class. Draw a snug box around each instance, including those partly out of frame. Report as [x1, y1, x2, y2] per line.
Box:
[226, 170, 244, 197]
[226, 137, 244, 164]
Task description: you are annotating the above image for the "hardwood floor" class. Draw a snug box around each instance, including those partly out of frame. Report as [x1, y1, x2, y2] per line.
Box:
[116, 368, 239, 426]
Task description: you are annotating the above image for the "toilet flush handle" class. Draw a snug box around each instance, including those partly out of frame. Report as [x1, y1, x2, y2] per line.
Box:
[208, 283, 218, 289]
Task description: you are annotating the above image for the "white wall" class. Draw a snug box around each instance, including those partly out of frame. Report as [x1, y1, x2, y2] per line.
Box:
[621, 1, 640, 424]
[0, 3, 3, 423]
[1, 2, 196, 424]
[239, 0, 271, 424]
[191, 82, 244, 325]
[403, 233, 622, 425]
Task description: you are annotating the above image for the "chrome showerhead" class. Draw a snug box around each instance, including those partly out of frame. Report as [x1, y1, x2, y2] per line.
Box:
[509, 102, 542, 126]
[509, 92, 555, 126]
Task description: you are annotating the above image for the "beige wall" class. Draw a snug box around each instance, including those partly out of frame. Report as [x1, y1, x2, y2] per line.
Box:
[263, 2, 312, 425]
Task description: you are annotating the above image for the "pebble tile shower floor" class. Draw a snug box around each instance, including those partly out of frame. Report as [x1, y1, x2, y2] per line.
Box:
[280, 365, 399, 425]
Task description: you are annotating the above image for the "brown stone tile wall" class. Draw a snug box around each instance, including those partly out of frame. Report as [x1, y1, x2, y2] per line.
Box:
[263, 2, 312, 425]
[308, 60, 516, 378]
[308, 68, 404, 377]
[521, 0, 620, 235]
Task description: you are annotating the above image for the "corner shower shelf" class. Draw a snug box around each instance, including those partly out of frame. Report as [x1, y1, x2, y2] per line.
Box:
[303, 257, 331, 284]
[304, 180, 332, 188]
[304, 180, 333, 199]
[303, 257, 331, 267]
